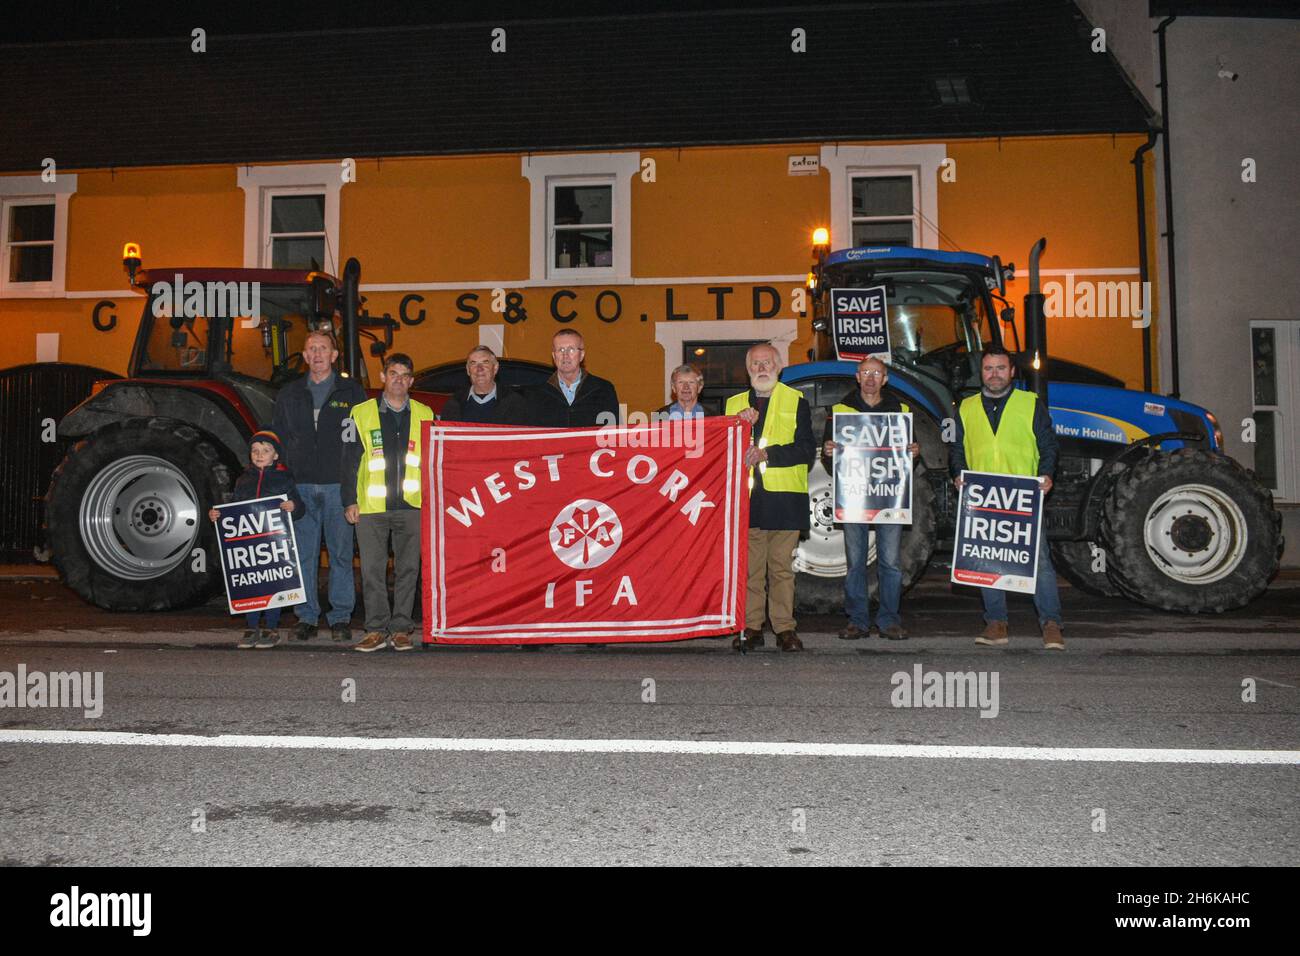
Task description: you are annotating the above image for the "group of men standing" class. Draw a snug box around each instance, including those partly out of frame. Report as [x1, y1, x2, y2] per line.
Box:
[269, 324, 1064, 653]
[269, 326, 621, 652]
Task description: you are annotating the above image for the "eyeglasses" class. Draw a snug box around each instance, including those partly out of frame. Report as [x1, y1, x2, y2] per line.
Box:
[553, 347, 583, 355]
[860, 370, 884, 378]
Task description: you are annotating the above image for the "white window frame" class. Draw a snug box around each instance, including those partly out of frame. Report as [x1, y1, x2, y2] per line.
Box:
[237, 163, 345, 272]
[0, 173, 76, 298]
[849, 169, 921, 248]
[521, 152, 640, 283]
[819, 144, 945, 251]
[1249, 320, 1299, 501]
[547, 177, 616, 280]
[263, 186, 328, 272]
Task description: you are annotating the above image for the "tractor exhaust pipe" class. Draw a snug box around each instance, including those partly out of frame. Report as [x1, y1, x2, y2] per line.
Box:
[341, 257, 361, 380]
[1023, 238, 1048, 405]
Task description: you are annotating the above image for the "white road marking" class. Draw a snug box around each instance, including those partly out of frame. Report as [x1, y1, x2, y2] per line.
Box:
[1, 730, 1296, 764]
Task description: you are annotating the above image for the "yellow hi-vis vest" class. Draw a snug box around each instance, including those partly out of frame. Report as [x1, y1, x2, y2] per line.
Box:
[959, 389, 1040, 476]
[726, 381, 808, 494]
[350, 397, 435, 513]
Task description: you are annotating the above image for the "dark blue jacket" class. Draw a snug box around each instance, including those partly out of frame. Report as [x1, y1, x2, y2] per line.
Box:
[232, 463, 305, 517]
[271, 372, 368, 485]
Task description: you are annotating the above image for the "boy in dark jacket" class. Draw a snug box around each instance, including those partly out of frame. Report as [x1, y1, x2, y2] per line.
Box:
[208, 430, 305, 650]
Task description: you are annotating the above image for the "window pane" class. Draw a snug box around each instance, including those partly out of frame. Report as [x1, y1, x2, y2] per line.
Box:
[8, 244, 53, 282]
[8, 203, 55, 242]
[1251, 327, 1276, 406]
[272, 236, 324, 270]
[852, 176, 913, 217]
[1253, 410, 1277, 490]
[852, 220, 914, 247]
[554, 186, 611, 226]
[271, 194, 325, 234]
[554, 228, 612, 269]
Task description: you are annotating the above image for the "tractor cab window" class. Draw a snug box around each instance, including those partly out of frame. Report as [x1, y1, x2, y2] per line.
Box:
[824, 267, 992, 392]
[134, 282, 324, 382]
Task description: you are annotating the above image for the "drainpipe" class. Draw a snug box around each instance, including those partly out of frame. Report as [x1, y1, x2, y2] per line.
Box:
[341, 257, 361, 380]
[1156, 15, 1181, 398]
[1132, 129, 1158, 393]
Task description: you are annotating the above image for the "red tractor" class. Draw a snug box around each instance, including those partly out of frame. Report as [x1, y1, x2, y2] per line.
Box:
[45, 250, 444, 610]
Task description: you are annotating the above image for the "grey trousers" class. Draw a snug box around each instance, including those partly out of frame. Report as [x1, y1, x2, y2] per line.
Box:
[356, 510, 421, 634]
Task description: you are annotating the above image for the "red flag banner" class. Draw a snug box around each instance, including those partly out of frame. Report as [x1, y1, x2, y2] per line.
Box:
[421, 417, 749, 644]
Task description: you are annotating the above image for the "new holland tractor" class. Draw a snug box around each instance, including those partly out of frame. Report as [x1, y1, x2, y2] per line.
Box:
[788, 235, 1282, 614]
[44, 249, 441, 611]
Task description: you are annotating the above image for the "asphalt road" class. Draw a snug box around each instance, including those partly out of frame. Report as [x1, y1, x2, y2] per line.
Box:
[1, 571, 1297, 866]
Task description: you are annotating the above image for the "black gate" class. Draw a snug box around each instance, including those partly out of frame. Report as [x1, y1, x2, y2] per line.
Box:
[0, 363, 120, 562]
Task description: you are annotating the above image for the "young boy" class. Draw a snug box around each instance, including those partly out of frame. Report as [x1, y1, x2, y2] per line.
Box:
[209, 430, 305, 649]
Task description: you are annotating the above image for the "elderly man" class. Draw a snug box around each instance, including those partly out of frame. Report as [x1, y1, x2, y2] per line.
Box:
[524, 328, 620, 427]
[438, 345, 526, 424]
[657, 364, 705, 418]
[822, 356, 920, 640]
[949, 345, 1064, 650]
[342, 352, 436, 652]
[726, 343, 817, 651]
[271, 329, 367, 642]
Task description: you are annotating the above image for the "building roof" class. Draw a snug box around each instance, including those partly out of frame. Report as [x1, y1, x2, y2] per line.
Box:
[0, 1, 1152, 173]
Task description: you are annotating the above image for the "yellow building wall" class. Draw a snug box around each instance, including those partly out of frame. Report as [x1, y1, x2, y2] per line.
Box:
[0, 134, 1156, 413]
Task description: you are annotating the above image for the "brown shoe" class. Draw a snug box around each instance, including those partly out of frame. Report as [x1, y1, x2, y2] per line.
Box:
[880, 624, 908, 641]
[731, 628, 765, 651]
[838, 623, 869, 640]
[975, 621, 1009, 646]
[354, 631, 389, 653]
[776, 630, 803, 652]
[390, 631, 413, 652]
[1041, 621, 1065, 651]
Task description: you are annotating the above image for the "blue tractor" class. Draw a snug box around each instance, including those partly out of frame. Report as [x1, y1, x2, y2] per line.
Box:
[786, 239, 1282, 613]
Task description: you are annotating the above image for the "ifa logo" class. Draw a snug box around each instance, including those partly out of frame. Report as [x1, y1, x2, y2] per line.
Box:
[549, 499, 622, 569]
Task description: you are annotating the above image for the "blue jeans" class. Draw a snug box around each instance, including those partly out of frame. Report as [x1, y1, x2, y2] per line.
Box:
[245, 608, 281, 629]
[980, 541, 1063, 626]
[295, 483, 356, 626]
[843, 522, 903, 630]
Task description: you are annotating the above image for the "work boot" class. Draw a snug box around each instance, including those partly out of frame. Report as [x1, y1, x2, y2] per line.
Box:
[975, 621, 1009, 646]
[255, 628, 282, 649]
[390, 632, 413, 652]
[354, 631, 388, 653]
[880, 624, 908, 641]
[838, 623, 869, 641]
[330, 623, 352, 642]
[1042, 621, 1065, 651]
[776, 630, 803, 652]
[731, 628, 765, 651]
[294, 621, 318, 641]
[237, 629, 258, 649]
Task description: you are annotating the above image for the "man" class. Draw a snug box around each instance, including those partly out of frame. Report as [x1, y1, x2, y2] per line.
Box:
[656, 364, 705, 418]
[949, 345, 1065, 650]
[438, 345, 527, 424]
[271, 329, 367, 642]
[822, 356, 920, 641]
[342, 353, 436, 652]
[726, 343, 817, 652]
[524, 328, 620, 427]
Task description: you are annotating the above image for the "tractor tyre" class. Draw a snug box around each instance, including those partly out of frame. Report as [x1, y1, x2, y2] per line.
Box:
[1050, 539, 1123, 598]
[45, 417, 234, 610]
[1099, 448, 1282, 613]
[794, 462, 937, 614]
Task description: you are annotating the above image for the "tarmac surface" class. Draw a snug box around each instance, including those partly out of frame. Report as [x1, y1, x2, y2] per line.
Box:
[0, 568, 1296, 866]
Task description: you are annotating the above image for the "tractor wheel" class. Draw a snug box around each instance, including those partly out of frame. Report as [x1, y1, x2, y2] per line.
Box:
[1050, 539, 1123, 598]
[45, 417, 234, 610]
[794, 462, 937, 614]
[1100, 448, 1282, 613]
